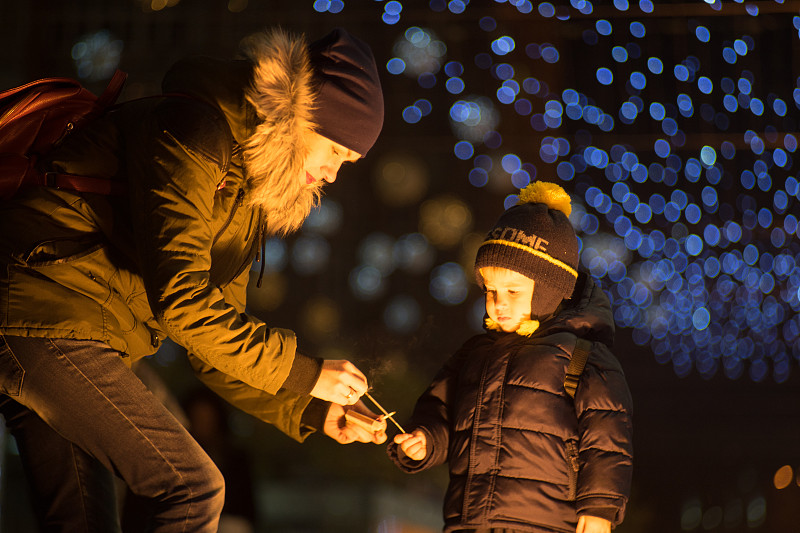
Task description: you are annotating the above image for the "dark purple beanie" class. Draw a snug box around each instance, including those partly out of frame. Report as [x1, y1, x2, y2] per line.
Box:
[309, 28, 384, 156]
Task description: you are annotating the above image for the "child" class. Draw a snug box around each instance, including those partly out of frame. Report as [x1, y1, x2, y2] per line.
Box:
[388, 182, 633, 533]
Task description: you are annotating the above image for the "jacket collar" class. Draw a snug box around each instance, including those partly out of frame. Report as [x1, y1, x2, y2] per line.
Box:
[543, 272, 616, 346]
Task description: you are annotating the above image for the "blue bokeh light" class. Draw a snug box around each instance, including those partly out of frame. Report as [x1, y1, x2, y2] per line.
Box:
[383, 1, 800, 384]
[597, 67, 613, 85]
[596, 19, 612, 35]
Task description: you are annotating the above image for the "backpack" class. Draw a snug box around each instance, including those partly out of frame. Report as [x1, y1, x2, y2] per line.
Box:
[0, 69, 128, 200]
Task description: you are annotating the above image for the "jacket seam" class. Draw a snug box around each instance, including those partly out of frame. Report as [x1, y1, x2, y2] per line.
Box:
[503, 382, 572, 399]
[162, 129, 228, 172]
[580, 443, 634, 459]
[579, 405, 629, 414]
[577, 491, 627, 497]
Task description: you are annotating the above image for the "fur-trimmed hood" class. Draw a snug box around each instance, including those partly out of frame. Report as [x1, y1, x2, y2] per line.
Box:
[162, 29, 319, 236]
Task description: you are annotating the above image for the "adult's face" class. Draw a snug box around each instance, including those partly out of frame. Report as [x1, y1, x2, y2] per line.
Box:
[302, 131, 361, 188]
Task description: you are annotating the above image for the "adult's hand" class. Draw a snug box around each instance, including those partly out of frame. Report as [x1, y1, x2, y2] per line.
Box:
[323, 403, 387, 444]
[309, 359, 368, 405]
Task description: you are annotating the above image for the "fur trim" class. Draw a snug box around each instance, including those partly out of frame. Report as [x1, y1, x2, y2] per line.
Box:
[519, 181, 572, 217]
[239, 28, 320, 236]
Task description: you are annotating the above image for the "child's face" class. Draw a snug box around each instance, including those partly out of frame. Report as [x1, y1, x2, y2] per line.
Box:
[480, 267, 535, 333]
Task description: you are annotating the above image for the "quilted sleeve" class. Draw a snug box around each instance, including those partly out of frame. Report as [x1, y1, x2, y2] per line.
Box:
[387, 341, 476, 473]
[573, 342, 634, 526]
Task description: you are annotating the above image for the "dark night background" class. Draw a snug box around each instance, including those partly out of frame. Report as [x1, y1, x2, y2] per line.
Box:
[1, 1, 799, 532]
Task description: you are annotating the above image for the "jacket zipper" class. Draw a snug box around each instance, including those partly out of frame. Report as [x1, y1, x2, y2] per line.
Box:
[213, 187, 261, 288]
[565, 440, 580, 501]
[213, 188, 244, 244]
[462, 354, 492, 522]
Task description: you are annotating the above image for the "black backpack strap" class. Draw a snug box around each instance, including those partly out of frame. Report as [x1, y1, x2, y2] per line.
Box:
[564, 338, 592, 399]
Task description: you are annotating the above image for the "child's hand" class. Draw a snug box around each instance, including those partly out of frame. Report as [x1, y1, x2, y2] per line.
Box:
[393, 430, 427, 461]
[576, 516, 611, 533]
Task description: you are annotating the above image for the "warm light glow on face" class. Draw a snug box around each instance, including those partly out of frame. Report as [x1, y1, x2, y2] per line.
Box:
[480, 266, 534, 333]
[302, 131, 361, 188]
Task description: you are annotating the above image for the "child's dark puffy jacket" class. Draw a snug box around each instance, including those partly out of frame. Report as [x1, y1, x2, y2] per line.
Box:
[388, 273, 633, 533]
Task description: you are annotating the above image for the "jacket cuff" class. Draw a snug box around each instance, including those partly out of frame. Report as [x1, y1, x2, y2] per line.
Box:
[577, 495, 626, 526]
[386, 441, 422, 472]
[281, 352, 322, 395]
[579, 507, 619, 523]
[386, 427, 435, 473]
[300, 398, 330, 432]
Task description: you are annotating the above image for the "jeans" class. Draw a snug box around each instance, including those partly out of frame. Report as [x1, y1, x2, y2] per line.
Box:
[0, 335, 225, 532]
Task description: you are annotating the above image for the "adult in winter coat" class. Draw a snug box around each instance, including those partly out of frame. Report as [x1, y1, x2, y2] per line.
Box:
[0, 27, 385, 532]
[388, 182, 633, 533]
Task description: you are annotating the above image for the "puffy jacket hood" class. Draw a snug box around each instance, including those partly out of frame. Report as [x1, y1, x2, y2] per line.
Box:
[162, 29, 319, 236]
[540, 272, 615, 347]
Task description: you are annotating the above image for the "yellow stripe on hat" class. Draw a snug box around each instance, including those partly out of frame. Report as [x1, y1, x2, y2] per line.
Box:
[481, 239, 578, 278]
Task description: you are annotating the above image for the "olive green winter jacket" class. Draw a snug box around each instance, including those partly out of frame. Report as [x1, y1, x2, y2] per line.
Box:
[0, 30, 328, 441]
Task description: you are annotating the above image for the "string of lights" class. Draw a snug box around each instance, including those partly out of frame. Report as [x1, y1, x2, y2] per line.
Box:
[307, 0, 800, 384]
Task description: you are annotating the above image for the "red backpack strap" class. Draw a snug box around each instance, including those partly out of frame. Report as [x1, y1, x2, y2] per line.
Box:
[95, 69, 127, 110]
[0, 77, 78, 103]
[43, 172, 126, 196]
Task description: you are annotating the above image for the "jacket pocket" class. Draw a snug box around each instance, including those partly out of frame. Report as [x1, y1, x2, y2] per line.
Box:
[565, 439, 580, 501]
[25, 244, 139, 332]
[0, 336, 24, 397]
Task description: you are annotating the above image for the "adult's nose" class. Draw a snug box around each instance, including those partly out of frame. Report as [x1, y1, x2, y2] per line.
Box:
[323, 160, 344, 183]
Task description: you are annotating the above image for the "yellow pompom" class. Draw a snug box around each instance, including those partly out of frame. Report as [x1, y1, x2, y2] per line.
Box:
[515, 319, 540, 337]
[484, 317, 502, 331]
[518, 181, 572, 217]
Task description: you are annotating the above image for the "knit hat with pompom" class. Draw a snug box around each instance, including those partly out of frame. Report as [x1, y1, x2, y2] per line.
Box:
[475, 181, 579, 323]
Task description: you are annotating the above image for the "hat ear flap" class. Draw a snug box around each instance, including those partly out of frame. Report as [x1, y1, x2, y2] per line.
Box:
[530, 282, 570, 319]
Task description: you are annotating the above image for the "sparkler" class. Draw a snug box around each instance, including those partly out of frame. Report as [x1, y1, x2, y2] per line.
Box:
[364, 392, 405, 433]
